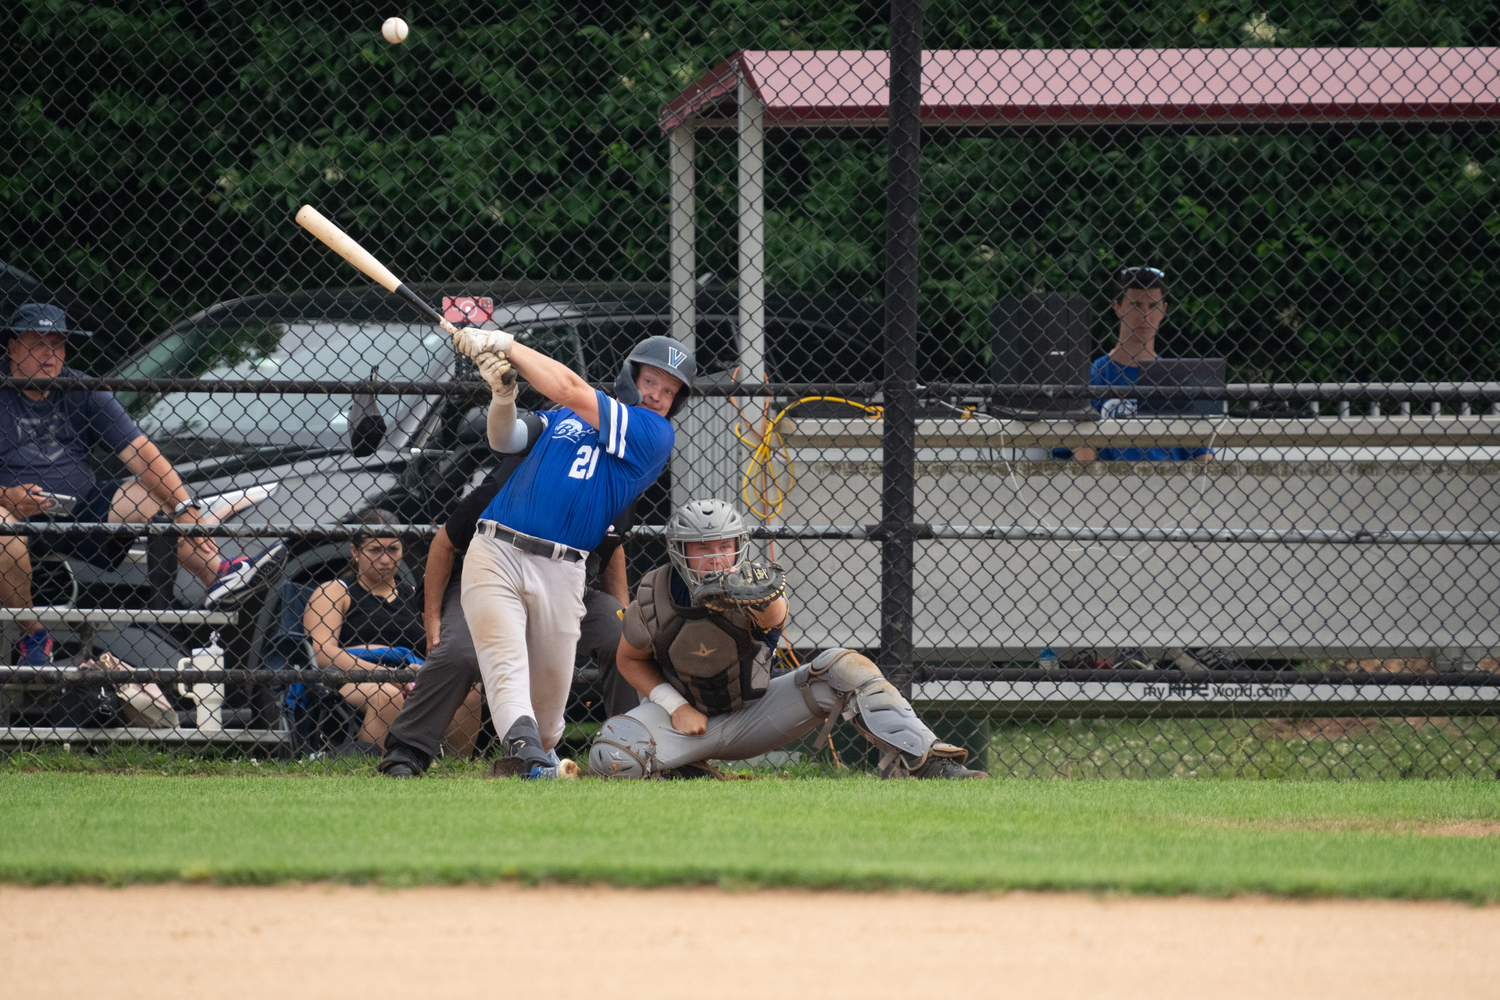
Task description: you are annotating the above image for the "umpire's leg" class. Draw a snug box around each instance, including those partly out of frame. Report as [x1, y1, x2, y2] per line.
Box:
[578, 588, 640, 718]
[380, 579, 479, 775]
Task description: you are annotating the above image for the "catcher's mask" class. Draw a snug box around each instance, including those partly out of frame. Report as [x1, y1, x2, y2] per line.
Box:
[613, 335, 696, 419]
[666, 499, 749, 582]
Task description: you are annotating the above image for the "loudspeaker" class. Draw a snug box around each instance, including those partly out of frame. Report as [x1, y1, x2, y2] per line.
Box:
[990, 292, 1094, 419]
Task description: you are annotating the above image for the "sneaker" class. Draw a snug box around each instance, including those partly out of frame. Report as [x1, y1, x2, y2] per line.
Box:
[1112, 646, 1157, 671]
[1169, 647, 1244, 673]
[17, 627, 55, 666]
[204, 543, 287, 607]
[912, 755, 989, 779]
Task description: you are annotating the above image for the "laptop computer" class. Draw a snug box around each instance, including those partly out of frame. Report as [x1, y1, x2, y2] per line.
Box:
[989, 292, 1096, 419]
[1136, 358, 1226, 416]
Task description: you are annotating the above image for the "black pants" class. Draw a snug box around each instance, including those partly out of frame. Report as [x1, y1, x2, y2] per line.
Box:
[385, 579, 638, 760]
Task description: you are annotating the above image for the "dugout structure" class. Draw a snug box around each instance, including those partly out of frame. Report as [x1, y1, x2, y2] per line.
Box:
[656, 44, 1500, 752]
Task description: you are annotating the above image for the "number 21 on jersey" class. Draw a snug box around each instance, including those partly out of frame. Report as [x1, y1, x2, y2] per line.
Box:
[568, 444, 601, 480]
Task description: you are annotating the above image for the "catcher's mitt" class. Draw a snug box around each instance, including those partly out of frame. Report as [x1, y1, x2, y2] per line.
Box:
[690, 560, 787, 613]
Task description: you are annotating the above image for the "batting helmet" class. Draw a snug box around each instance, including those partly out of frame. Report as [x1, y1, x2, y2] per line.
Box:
[613, 335, 695, 418]
[665, 498, 749, 583]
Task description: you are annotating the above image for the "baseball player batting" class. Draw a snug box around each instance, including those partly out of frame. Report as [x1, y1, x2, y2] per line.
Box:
[375, 450, 644, 779]
[452, 326, 694, 778]
[589, 498, 988, 780]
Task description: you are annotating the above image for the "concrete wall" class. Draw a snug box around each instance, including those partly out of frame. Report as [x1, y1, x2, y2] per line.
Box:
[674, 416, 1500, 666]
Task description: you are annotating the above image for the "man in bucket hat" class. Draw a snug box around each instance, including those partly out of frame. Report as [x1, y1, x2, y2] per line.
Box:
[1, 303, 283, 665]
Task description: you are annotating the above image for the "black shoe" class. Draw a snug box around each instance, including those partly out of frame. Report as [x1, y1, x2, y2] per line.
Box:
[912, 756, 989, 779]
[378, 739, 431, 778]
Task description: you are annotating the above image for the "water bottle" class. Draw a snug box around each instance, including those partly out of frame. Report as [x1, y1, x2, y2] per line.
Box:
[183, 633, 226, 732]
[1038, 647, 1059, 669]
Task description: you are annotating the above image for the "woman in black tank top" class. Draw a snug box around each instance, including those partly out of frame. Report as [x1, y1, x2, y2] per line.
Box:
[304, 512, 425, 751]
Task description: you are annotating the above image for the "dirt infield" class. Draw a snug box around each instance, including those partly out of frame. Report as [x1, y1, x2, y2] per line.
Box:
[3, 883, 1497, 999]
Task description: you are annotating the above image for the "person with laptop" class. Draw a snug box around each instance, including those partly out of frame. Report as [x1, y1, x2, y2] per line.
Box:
[1059, 270, 1239, 673]
[1, 303, 284, 665]
[1064, 266, 1213, 463]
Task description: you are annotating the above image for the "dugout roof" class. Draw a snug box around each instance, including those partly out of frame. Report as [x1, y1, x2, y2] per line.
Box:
[659, 47, 1500, 135]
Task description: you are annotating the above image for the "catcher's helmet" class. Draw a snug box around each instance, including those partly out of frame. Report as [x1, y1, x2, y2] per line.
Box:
[613, 335, 695, 418]
[665, 498, 749, 582]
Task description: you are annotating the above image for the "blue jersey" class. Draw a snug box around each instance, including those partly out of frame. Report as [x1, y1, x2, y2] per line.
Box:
[1052, 355, 1211, 462]
[480, 391, 674, 551]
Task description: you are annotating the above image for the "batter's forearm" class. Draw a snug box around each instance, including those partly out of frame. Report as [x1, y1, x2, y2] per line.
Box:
[507, 344, 598, 425]
[485, 390, 525, 453]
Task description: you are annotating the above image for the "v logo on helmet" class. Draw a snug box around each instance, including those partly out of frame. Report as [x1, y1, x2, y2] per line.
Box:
[667, 347, 687, 369]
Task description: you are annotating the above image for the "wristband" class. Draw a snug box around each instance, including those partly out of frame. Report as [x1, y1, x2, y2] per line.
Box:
[648, 682, 689, 715]
[172, 499, 203, 517]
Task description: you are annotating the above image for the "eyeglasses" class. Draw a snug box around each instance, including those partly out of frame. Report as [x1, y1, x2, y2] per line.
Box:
[356, 542, 403, 560]
[1119, 266, 1165, 278]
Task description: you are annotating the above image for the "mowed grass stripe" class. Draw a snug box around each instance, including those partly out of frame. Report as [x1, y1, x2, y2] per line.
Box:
[1, 775, 1497, 900]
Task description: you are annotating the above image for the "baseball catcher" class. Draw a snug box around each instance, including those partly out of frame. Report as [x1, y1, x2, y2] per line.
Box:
[589, 498, 987, 780]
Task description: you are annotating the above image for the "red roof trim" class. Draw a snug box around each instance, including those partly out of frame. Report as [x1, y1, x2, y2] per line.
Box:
[660, 47, 1500, 133]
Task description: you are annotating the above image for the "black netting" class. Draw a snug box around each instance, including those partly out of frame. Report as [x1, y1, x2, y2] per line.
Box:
[1, 2, 1497, 776]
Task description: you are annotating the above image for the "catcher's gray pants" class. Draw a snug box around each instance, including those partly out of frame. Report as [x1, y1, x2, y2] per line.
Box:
[593, 667, 841, 776]
[389, 577, 637, 760]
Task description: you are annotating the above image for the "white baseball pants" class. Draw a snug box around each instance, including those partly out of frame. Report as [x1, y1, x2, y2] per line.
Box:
[460, 534, 587, 750]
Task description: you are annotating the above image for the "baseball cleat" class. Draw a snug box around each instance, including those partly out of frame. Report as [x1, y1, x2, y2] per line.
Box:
[912, 756, 989, 779]
[491, 750, 581, 780]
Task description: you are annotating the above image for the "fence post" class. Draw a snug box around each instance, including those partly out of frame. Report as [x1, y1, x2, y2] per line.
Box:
[880, 0, 923, 696]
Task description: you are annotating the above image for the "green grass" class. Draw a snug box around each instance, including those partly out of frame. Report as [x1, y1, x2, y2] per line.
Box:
[982, 717, 1500, 780]
[2, 774, 1497, 900]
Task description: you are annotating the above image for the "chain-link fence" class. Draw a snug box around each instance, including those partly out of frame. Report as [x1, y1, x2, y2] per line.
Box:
[2, 2, 1498, 777]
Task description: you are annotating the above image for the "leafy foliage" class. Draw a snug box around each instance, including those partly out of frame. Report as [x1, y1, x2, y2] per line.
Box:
[1, 0, 1497, 380]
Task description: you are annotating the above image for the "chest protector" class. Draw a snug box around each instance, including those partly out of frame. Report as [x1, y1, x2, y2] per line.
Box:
[638, 565, 773, 716]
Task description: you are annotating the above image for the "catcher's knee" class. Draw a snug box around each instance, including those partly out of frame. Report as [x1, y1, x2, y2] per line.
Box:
[588, 714, 657, 779]
[803, 648, 940, 769]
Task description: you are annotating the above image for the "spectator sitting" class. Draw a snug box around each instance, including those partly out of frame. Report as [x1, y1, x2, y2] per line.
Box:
[1065, 267, 1212, 463]
[1, 303, 284, 666]
[303, 510, 431, 752]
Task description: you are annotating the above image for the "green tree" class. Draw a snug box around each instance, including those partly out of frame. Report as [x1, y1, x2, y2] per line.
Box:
[1, 0, 1496, 383]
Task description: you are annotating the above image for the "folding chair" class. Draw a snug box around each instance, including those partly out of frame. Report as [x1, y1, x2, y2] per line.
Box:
[264, 580, 361, 757]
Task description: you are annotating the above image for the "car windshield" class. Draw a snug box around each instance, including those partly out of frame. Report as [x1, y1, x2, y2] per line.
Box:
[117, 321, 452, 461]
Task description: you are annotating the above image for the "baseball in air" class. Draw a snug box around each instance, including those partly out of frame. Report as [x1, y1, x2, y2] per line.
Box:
[381, 17, 409, 44]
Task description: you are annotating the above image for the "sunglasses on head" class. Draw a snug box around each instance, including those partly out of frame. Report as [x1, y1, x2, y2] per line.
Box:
[1120, 266, 1165, 278]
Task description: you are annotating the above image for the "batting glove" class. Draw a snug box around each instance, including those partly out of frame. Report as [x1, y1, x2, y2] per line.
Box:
[477, 351, 517, 395]
[452, 326, 515, 360]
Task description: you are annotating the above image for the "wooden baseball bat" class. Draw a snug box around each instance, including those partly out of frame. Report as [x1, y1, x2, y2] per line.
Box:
[295, 205, 461, 338]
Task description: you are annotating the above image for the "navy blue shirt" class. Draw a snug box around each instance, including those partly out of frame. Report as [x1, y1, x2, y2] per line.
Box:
[0, 361, 143, 495]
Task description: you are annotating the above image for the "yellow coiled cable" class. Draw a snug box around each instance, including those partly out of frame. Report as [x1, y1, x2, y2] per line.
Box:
[731, 395, 883, 522]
